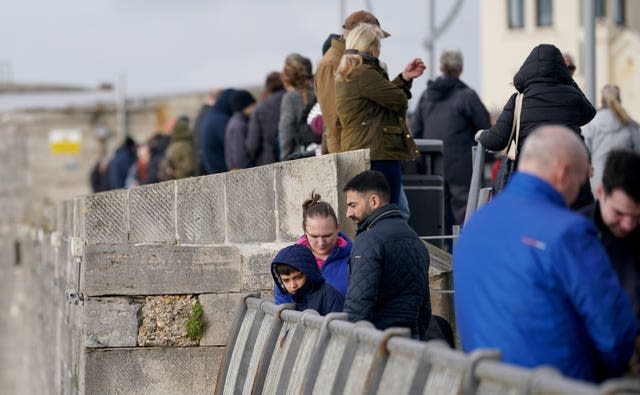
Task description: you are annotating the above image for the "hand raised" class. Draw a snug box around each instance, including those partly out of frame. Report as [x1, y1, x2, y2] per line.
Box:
[402, 58, 426, 81]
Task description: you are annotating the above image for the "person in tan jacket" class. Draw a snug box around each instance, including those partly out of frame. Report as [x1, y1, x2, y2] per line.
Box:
[314, 10, 389, 154]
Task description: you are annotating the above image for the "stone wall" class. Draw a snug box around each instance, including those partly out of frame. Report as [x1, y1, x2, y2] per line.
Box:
[6, 150, 369, 394]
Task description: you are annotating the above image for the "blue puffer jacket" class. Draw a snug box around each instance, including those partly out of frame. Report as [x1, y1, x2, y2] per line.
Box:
[271, 244, 344, 315]
[274, 233, 351, 304]
[200, 89, 235, 174]
[344, 204, 431, 338]
[454, 172, 637, 382]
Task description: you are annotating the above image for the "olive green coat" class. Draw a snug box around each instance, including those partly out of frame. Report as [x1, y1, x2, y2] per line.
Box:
[165, 120, 195, 179]
[335, 58, 419, 160]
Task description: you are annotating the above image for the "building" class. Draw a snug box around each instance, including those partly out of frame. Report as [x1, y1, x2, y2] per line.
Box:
[480, 0, 640, 119]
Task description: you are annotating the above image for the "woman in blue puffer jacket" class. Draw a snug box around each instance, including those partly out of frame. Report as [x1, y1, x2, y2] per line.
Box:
[275, 192, 351, 304]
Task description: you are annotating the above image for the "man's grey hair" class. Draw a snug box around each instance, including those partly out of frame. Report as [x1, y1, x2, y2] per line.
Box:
[518, 125, 588, 175]
[440, 49, 463, 76]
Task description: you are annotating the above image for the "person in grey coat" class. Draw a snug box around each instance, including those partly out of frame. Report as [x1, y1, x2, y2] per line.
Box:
[278, 53, 317, 160]
[582, 84, 640, 192]
[246, 72, 285, 166]
[412, 49, 490, 226]
[224, 90, 257, 170]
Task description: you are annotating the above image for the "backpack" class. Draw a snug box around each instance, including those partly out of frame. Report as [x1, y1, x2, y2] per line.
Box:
[284, 96, 321, 160]
[297, 96, 321, 147]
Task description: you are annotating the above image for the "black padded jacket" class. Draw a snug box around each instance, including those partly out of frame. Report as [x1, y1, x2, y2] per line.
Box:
[479, 44, 595, 156]
[344, 204, 431, 338]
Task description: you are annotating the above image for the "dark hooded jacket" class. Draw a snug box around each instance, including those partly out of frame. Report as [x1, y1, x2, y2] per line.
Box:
[344, 204, 431, 338]
[478, 44, 596, 209]
[412, 76, 490, 185]
[146, 133, 171, 184]
[200, 89, 235, 174]
[107, 137, 136, 189]
[271, 244, 345, 315]
[479, 44, 595, 155]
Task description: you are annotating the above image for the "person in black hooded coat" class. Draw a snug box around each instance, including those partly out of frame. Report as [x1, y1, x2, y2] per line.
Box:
[412, 49, 491, 226]
[271, 244, 344, 315]
[199, 88, 235, 174]
[477, 43, 596, 209]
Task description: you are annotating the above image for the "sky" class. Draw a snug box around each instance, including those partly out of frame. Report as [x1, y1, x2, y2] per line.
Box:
[1, 0, 480, 109]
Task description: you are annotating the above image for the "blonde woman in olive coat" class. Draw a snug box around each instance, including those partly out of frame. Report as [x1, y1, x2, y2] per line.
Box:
[335, 23, 425, 204]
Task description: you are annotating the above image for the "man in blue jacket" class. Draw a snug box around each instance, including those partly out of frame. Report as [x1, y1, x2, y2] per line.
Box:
[454, 125, 637, 382]
[343, 170, 431, 339]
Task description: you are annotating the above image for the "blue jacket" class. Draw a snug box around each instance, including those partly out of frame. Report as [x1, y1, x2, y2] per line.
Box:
[454, 172, 637, 382]
[271, 244, 344, 315]
[274, 233, 351, 304]
[200, 89, 235, 174]
[344, 204, 431, 338]
[107, 145, 136, 189]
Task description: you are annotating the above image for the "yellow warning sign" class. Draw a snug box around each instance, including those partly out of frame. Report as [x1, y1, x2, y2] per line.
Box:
[49, 129, 81, 154]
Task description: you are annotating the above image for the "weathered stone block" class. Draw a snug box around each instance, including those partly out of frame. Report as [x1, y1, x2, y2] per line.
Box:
[84, 190, 128, 245]
[84, 244, 242, 296]
[84, 297, 142, 348]
[73, 196, 85, 239]
[176, 175, 225, 245]
[199, 293, 248, 346]
[238, 244, 287, 292]
[243, 274, 274, 293]
[129, 181, 176, 244]
[336, 149, 370, 238]
[227, 168, 276, 243]
[275, 155, 340, 242]
[84, 346, 223, 395]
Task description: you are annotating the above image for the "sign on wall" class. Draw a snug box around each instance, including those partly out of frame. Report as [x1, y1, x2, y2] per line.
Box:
[49, 129, 82, 154]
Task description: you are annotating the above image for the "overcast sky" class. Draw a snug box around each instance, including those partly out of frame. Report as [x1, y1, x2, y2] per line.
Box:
[1, 0, 480, 109]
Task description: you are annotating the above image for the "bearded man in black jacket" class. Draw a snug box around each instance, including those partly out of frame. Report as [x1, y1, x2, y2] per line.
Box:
[343, 170, 431, 339]
[411, 49, 491, 227]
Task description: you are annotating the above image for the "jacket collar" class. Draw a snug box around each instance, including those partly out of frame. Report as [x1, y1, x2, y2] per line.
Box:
[357, 204, 403, 235]
[506, 172, 566, 208]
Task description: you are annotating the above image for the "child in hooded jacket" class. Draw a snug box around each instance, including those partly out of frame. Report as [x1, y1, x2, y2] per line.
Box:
[271, 244, 344, 314]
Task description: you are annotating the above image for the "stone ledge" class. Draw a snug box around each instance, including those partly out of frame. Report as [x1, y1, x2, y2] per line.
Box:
[84, 346, 223, 395]
[84, 244, 242, 296]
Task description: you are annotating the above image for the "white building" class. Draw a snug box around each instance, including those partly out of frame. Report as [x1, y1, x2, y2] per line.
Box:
[480, 0, 640, 119]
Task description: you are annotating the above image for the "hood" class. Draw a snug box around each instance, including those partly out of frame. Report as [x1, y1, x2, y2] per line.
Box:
[148, 134, 170, 156]
[211, 88, 236, 116]
[170, 119, 191, 142]
[426, 76, 466, 102]
[357, 204, 404, 235]
[271, 244, 324, 297]
[513, 44, 573, 92]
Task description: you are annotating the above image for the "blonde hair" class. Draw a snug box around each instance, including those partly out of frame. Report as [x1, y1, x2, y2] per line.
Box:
[601, 84, 631, 125]
[336, 23, 384, 81]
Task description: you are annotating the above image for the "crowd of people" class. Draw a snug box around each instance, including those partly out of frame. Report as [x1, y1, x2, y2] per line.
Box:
[87, 8, 640, 384]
